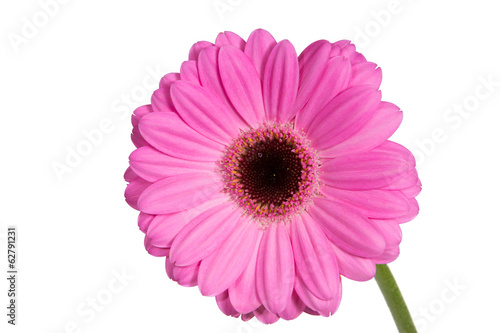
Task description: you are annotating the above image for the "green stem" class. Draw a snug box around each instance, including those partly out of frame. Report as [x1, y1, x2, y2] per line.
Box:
[374, 264, 417, 333]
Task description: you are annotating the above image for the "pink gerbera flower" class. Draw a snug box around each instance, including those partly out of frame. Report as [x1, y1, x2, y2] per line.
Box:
[124, 29, 420, 324]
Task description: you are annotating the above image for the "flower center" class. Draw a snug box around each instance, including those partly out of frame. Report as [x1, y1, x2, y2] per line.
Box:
[219, 123, 319, 224]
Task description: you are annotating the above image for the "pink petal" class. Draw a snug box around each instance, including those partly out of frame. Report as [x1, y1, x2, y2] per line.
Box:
[138, 212, 154, 233]
[196, 45, 253, 129]
[169, 202, 240, 266]
[152, 72, 180, 114]
[139, 112, 223, 162]
[197, 46, 237, 113]
[256, 222, 294, 314]
[331, 245, 376, 281]
[144, 236, 169, 257]
[131, 105, 153, 148]
[124, 166, 138, 182]
[351, 52, 367, 64]
[215, 31, 246, 50]
[159, 73, 181, 90]
[371, 219, 402, 248]
[171, 80, 244, 144]
[148, 214, 181, 248]
[373, 246, 400, 264]
[216, 290, 239, 317]
[374, 141, 416, 167]
[291, 214, 339, 300]
[125, 177, 151, 210]
[338, 43, 356, 59]
[188, 41, 213, 61]
[329, 45, 342, 58]
[262, 40, 299, 122]
[294, 276, 341, 317]
[131, 105, 153, 127]
[295, 56, 351, 131]
[180, 60, 200, 84]
[198, 217, 259, 296]
[293, 40, 331, 115]
[241, 313, 254, 321]
[151, 87, 176, 113]
[175, 262, 200, 287]
[401, 183, 422, 198]
[137, 172, 223, 215]
[129, 146, 213, 182]
[306, 86, 381, 151]
[320, 102, 402, 158]
[278, 291, 305, 320]
[228, 231, 264, 314]
[219, 45, 266, 127]
[131, 126, 149, 148]
[321, 186, 410, 219]
[331, 39, 351, 49]
[304, 307, 320, 316]
[308, 199, 385, 258]
[165, 259, 200, 287]
[320, 151, 409, 190]
[253, 306, 280, 324]
[395, 198, 419, 223]
[349, 62, 382, 89]
[244, 28, 277, 79]
[331, 40, 357, 61]
[383, 168, 419, 191]
[146, 193, 227, 248]
[165, 257, 175, 279]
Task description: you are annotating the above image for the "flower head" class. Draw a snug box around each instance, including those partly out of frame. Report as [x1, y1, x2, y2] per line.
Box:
[219, 122, 320, 224]
[125, 29, 421, 324]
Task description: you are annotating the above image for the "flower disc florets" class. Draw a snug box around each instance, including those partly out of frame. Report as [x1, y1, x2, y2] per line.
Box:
[219, 123, 319, 224]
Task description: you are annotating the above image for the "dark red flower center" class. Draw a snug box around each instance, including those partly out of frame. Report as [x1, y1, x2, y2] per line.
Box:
[238, 137, 303, 208]
[219, 124, 319, 223]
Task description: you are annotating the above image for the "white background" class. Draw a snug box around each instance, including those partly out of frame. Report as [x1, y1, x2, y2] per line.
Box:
[1, 0, 499, 332]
